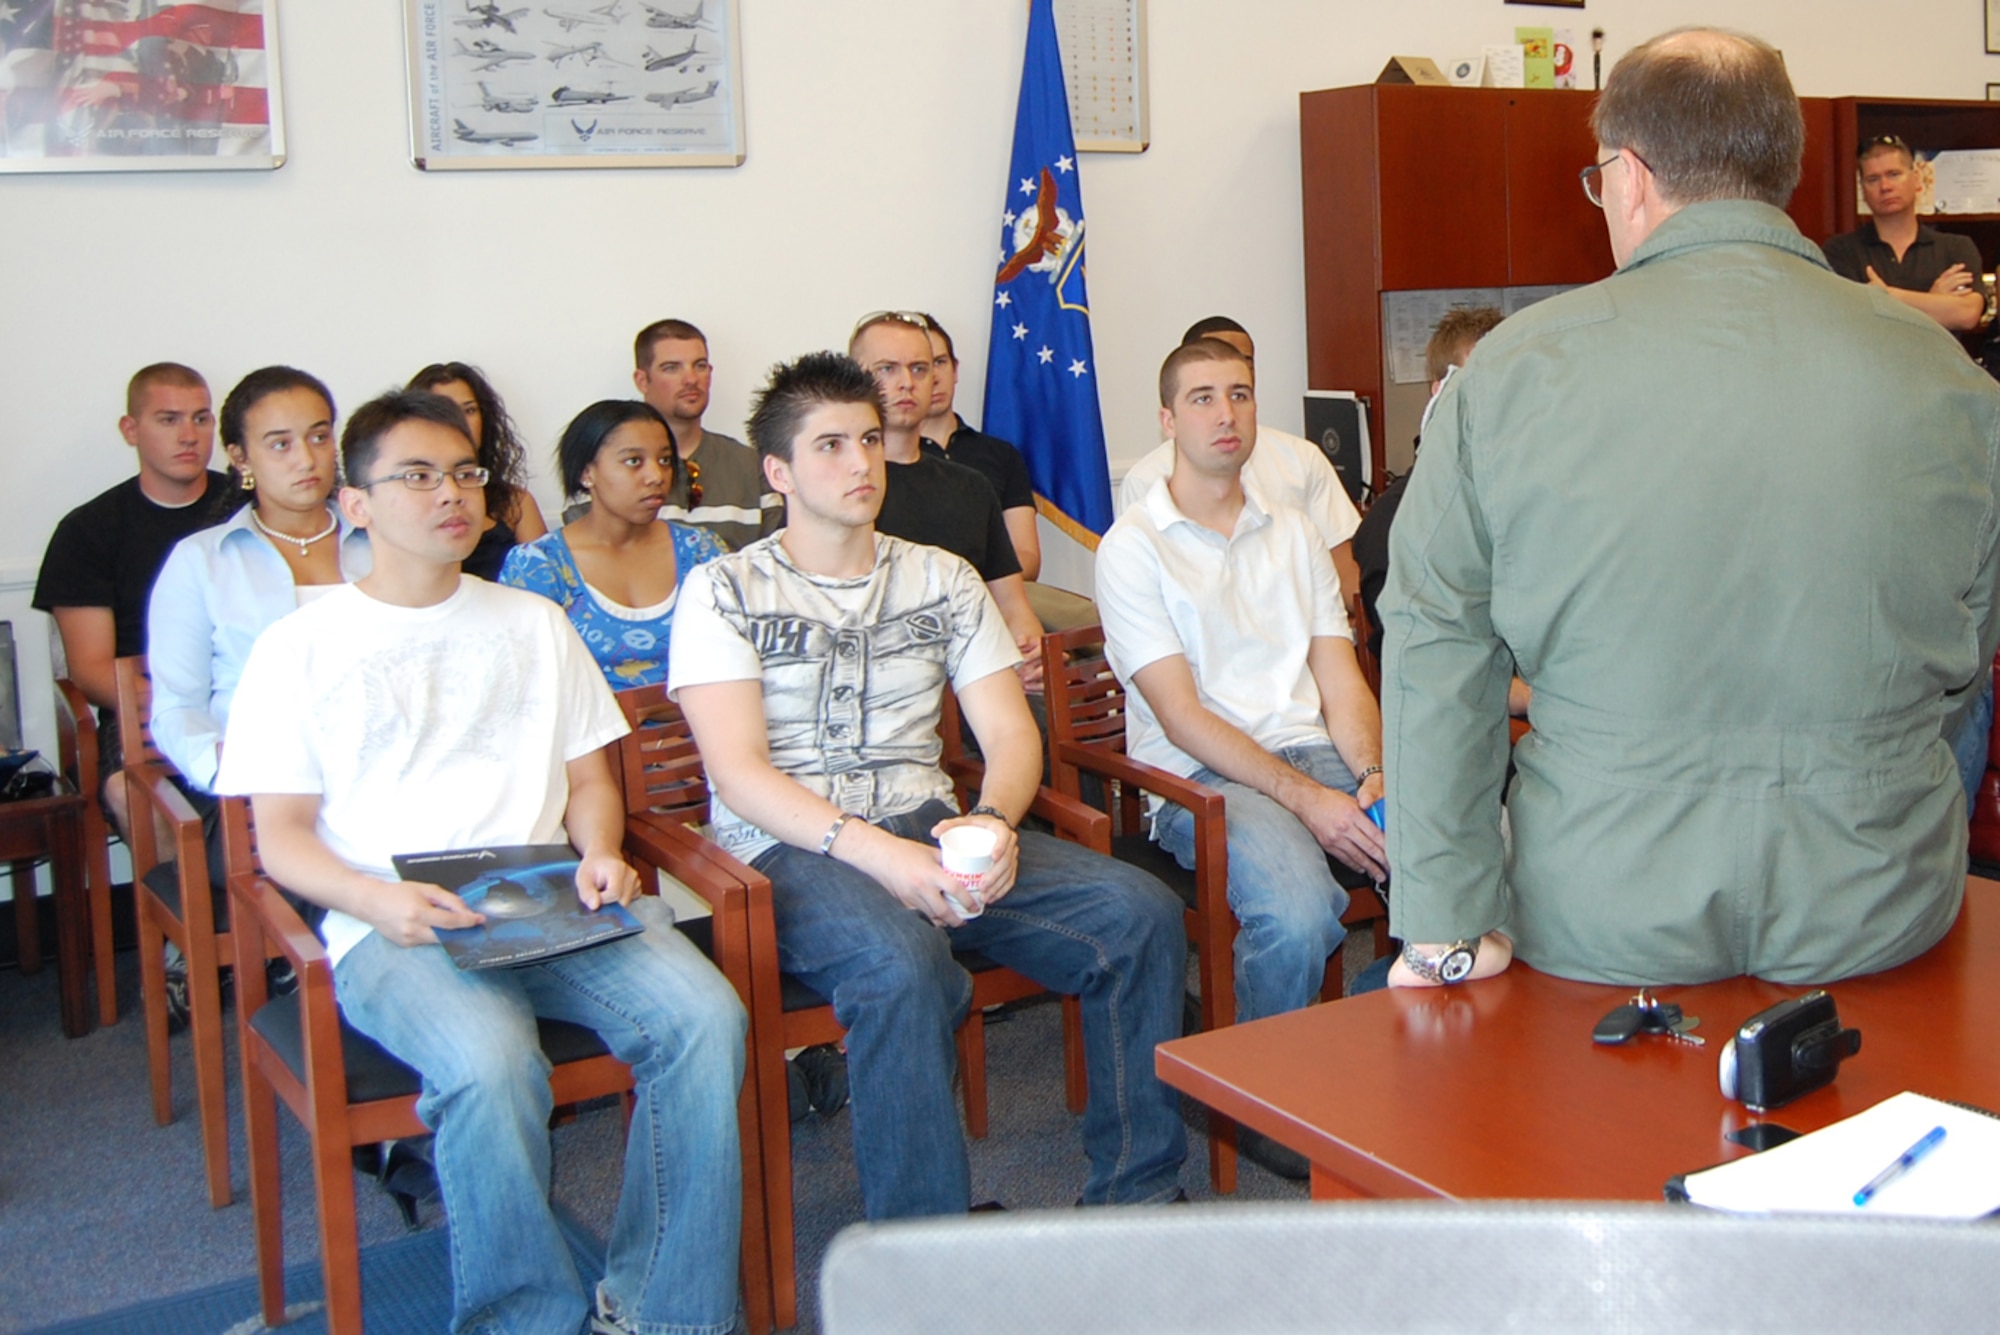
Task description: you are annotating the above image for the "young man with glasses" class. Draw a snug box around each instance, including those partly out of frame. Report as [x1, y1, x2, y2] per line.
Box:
[1819, 135, 1986, 332]
[633, 316, 781, 549]
[1382, 27, 2000, 990]
[217, 390, 747, 1335]
[849, 311, 1046, 692]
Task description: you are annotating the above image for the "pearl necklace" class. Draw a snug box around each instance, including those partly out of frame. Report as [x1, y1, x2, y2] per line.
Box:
[252, 506, 339, 557]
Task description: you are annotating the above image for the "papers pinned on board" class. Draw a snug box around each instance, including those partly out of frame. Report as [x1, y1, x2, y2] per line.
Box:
[1681, 1091, 2000, 1219]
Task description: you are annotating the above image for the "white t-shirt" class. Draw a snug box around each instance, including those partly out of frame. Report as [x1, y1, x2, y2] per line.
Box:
[1095, 473, 1351, 780]
[669, 534, 1020, 865]
[216, 577, 630, 964]
[1118, 426, 1362, 550]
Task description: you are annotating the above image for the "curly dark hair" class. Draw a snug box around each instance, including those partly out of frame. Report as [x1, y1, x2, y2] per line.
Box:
[407, 362, 530, 526]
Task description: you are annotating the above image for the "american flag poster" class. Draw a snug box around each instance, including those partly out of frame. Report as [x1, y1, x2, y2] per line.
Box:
[0, 0, 285, 171]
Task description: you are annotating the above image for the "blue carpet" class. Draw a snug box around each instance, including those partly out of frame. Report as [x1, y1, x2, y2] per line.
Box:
[29, 1212, 605, 1335]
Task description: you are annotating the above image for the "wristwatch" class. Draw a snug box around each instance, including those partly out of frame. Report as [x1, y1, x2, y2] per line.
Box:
[1400, 938, 1479, 985]
[968, 804, 1014, 829]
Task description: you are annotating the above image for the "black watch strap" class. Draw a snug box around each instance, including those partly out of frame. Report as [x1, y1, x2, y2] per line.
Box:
[968, 804, 1014, 829]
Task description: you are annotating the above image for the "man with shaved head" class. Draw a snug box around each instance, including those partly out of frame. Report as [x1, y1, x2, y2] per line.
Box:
[1380, 28, 2000, 989]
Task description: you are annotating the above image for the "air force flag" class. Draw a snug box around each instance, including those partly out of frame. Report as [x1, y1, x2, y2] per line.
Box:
[981, 0, 1113, 543]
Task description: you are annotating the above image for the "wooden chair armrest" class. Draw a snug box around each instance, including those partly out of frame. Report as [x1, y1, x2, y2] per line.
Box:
[124, 760, 201, 877]
[1024, 784, 1110, 853]
[1053, 739, 1226, 820]
[231, 872, 330, 973]
[623, 812, 756, 919]
[53, 678, 96, 790]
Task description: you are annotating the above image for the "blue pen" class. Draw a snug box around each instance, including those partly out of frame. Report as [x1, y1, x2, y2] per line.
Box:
[1853, 1125, 1948, 1206]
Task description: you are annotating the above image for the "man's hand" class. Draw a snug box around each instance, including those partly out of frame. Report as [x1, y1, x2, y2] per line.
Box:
[575, 852, 642, 910]
[1284, 781, 1387, 880]
[1864, 264, 1891, 291]
[362, 880, 483, 947]
[1387, 931, 1514, 987]
[930, 810, 1021, 910]
[1013, 635, 1046, 693]
[846, 828, 979, 929]
[1931, 262, 1975, 295]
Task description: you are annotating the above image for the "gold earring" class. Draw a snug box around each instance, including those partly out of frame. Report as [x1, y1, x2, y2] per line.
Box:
[239, 469, 256, 492]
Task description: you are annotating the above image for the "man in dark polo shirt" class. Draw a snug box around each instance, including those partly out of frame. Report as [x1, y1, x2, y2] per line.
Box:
[917, 314, 1041, 581]
[33, 362, 242, 838]
[849, 312, 1044, 692]
[1821, 134, 1986, 332]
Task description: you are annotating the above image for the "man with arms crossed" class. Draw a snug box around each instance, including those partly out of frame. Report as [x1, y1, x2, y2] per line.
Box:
[671, 351, 1186, 1217]
[1821, 135, 1986, 332]
[34, 362, 241, 836]
[219, 391, 746, 1335]
[1119, 317, 1364, 600]
[849, 311, 1045, 692]
[1381, 28, 2000, 990]
[635, 317, 781, 549]
[916, 314, 1041, 581]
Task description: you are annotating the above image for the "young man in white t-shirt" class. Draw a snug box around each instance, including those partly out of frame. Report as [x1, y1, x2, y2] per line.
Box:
[217, 391, 747, 1335]
[669, 352, 1187, 1219]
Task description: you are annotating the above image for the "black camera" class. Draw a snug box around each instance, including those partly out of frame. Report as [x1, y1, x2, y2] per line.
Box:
[1716, 989, 1861, 1112]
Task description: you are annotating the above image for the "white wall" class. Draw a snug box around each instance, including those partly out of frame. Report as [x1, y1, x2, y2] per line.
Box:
[5, 0, 1998, 747]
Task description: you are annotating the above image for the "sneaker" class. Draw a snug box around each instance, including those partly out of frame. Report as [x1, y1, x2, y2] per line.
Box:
[265, 957, 299, 997]
[162, 943, 191, 1034]
[1239, 1128, 1311, 1182]
[590, 1286, 638, 1334]
[793, 1042, 850, 1114]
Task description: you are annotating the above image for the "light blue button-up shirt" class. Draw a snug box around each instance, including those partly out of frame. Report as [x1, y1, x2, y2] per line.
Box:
[147, 505, 371, 792]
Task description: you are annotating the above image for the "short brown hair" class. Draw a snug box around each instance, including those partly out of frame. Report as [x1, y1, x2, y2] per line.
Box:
[125, 362, 206, 416]
[1590, 27, 1802, 209]
[1158, 338, 1251, 409]
[1425, 308, 1504, 386]
[633, 318, 706, 370]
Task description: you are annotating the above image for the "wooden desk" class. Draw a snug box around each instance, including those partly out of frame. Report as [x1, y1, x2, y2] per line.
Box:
[0, 786, 93, 1038]
[1158, 876, 2000, 1201]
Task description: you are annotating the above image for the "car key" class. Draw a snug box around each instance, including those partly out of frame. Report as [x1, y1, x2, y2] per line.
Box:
[1592, 990, 1652, 1044]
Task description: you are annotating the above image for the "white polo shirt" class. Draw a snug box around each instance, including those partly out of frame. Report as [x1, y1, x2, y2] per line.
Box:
[1095, 470, 1352, 780]
[1117, 426, 1362, 549]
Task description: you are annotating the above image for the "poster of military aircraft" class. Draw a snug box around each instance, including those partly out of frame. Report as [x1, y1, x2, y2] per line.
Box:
[455, 2, 528, 32]
[453, 119, 538, 146]
[411, 0, 744, 168]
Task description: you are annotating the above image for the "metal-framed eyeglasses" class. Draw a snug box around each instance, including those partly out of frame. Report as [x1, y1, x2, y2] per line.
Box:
[1580, 150, 1651, 208]
[358, 465, 491, 492]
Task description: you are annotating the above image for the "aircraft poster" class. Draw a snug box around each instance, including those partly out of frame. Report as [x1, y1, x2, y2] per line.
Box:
[0, 0, 287, 173]
[404, 0, 743, 169]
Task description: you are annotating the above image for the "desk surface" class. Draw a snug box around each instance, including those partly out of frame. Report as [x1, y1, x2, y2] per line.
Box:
[1157, 876, 2000, 1201]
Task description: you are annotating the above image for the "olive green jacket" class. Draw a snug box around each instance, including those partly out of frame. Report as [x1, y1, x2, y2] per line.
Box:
[1380, 199, 2000, 985]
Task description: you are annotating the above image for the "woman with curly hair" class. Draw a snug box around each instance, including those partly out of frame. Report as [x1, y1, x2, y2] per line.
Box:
[407, 362, 549, 579]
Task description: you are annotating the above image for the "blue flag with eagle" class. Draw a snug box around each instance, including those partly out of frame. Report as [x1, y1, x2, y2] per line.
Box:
[981, 0, 1113, 544]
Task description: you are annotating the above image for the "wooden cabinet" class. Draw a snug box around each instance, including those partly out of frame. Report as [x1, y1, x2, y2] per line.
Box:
[1302, 85, 1835, 485]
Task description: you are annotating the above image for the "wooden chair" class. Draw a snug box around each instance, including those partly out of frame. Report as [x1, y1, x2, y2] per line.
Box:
[1041, 624, 1391, 1195]
[50, 678, 118, 1026]
[228, 793, 778, 1335]
[115, 654, 234, 1207]
[616, 684, 1098, 1331]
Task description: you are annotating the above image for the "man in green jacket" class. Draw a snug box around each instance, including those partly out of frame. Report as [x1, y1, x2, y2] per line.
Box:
[1379, 26, 2000, 988]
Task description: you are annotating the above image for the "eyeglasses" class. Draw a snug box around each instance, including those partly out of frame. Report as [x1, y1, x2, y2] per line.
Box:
[1580, 150, 1651, 208]
[852, 310, 932, 337]
[359, 465, 490, 492]
[685, 457, 702, 508]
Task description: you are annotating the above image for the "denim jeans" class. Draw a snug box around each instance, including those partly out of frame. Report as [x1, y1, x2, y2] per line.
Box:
[753, 799, 1187, 1219]
[1153, 742, 1354, 1024]
[1950, 670, 1995, 808]
[334, 896, 746, 1335]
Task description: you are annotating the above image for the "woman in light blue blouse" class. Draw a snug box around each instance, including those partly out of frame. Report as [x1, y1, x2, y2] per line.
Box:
[500, 400, 725, 688]
[148, 367, 371, 793]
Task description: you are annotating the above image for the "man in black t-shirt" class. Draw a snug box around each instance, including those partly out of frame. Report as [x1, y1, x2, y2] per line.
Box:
[850, 313, 1045, 693]
[916, 315, 1041, 581]
[1821, 135, 1987, 333]
[32, 362, 242, 836]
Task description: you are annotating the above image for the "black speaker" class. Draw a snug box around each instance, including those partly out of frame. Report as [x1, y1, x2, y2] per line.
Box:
[1302, 392, 1370, 506]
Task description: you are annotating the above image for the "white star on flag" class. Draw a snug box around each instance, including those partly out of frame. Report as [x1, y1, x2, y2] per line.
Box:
[1055, 155, 1073, 174]
[1037, 346, 1054, 364]
[1068, 359, 1089, 378]
[1002, 210, 1016, 226]
[1012, 323, 1029, 340]
[1019, 177, 1036, 196]
[996, 292, 1012, 308]
[0, 3, 21, 23]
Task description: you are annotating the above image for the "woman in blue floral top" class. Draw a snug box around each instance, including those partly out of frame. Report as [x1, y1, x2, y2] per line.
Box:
[500, 400, 726, 688]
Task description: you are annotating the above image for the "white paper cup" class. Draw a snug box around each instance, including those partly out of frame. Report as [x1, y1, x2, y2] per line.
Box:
[939, 825, 997, 919]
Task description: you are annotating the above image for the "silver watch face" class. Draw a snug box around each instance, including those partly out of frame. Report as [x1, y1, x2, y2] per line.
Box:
[1437, 945, 1476, 984]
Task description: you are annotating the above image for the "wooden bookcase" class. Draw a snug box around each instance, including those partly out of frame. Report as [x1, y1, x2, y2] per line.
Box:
[1301, 85, 1836, 485]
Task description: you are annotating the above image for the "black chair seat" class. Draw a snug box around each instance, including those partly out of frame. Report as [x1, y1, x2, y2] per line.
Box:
[249, 992, 613, 1105]
[140, 860, 228, 931]
[1109, 833, 1196, 911]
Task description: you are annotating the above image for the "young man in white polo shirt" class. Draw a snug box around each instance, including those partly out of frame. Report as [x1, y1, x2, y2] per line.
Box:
[1097, 339, 1388, 1033]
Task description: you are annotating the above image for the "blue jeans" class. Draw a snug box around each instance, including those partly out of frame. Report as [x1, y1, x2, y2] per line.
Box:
[334, 896, 746, 1335]
[1153, 742, 1353, 1024]
[1951, 670, 1995, 808]
[753, 799, 1187, 1219]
